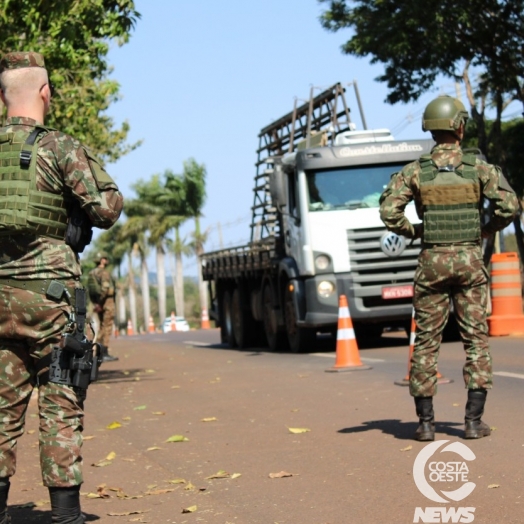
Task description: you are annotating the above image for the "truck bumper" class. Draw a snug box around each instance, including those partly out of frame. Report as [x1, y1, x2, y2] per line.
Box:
[300, 272, 413, 328]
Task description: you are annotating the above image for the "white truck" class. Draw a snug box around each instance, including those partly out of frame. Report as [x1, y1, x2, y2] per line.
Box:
[201, 83, 433, 352]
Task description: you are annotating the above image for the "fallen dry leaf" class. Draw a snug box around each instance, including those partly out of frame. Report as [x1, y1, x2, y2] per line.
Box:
[146, 447, 162, 451]
[488, 484, 500, 489]
[230, 473, 242, 479]
[168, 479, 186, 484]
[184, 482, 196, 491]
[134, 405, 147, 411]
[201, 417, 217, 422]
[83, 436, 95, 440]
[152, 411, 165, 415]
[288, 427, 310, 434]
[205, 470, 230, 480]
[182, 505, 197, 514]
[269, 471, 294, 479]
[145, 488, 175, 496]
[108, 510, 146, 516]
[106, 421, 122, 430]
[91, 460, 113, 468]
[106, 451, 116, 461]
[400, 445, 413, 452]
[166, 435, 189, 443]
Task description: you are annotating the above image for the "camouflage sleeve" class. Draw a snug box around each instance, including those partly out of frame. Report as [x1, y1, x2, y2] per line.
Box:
[39, 132, 124, 229]
[379, 165, 418, 238]
[477, 161, 519, 235]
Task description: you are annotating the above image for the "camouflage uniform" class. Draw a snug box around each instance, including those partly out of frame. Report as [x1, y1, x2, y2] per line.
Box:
[0, 52, 123, 493]
[379, 143, 518, 398]
[88, 265, 116, 348]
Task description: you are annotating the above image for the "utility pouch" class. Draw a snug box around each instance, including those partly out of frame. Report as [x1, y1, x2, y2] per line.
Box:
[46, 280, 66, 301]
[65, 201, 93, 253]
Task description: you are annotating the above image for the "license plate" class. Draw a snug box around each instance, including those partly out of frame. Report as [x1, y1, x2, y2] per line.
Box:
[382, 285, 414, 299]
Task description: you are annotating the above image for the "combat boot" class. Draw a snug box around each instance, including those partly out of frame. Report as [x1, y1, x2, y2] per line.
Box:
[0, 478, 10, 524]
[414, 397, 435, 441]
[49, 486, 85, 524]
[101, 345, 119, 362]
[464, 389, 491, 439]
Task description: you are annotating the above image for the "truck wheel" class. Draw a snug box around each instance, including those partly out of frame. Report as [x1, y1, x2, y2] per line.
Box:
[222, 290, 237, 348]
[284, 285, 316, 353]
[262, 284, 287, 352]
[231, 288, 254, 349]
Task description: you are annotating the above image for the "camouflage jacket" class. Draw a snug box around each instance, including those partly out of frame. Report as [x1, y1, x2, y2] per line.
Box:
[88, 266, 115, 304]
[379, 143, 518, 240]
[0, 117, 124, 280]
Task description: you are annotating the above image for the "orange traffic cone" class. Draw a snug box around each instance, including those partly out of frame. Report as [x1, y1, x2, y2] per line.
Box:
[326, 295, 371, 372]
[126, 319, 134, 336]
[170, 312, 177, 332]
[148, 316, 155, 333]
[394, 308, 452, 386]
[201, 308, 211, 330]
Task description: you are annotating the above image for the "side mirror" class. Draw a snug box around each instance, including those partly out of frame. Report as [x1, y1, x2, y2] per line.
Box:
[269, 162, 286, 211]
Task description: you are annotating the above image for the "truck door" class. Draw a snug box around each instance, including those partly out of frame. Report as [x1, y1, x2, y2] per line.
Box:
[284, 170, 308, 273]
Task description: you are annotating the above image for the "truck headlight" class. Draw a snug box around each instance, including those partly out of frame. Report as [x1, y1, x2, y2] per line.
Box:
[315, 254, 331, 270]
[317, 280, 335, 298]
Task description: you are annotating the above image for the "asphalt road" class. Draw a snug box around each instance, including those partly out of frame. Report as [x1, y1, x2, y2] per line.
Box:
[8, 328, 524, 524]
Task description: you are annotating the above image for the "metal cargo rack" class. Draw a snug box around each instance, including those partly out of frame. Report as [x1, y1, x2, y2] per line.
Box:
[201, 242, 277, 280]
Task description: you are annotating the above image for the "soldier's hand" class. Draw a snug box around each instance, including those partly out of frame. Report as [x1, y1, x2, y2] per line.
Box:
[412, 223, 423, 240]
[93, 304, 103, 313]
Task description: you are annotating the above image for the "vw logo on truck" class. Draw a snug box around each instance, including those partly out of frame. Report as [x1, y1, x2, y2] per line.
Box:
[380, 232, 407, 257]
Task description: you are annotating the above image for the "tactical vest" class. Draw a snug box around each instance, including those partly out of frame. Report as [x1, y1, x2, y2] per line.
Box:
[0, 125, 69, 239]
[419, 153, 481, 243]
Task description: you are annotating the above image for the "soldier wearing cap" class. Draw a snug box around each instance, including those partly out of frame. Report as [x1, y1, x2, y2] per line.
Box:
[87, 251, 119, 362]
[379, 95, 518, 442]
[0, 52, 123, 523]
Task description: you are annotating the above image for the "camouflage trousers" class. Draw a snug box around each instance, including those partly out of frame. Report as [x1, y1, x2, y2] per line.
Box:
[0, 282, 84, 487]
[410, 245, 492, 397]
[96, 297, 115, 348]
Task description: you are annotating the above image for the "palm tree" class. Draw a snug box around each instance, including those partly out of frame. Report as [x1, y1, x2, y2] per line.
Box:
[181, 158, 208, 327]
[121, 203, 151, 333]
[159, 171, 192, 319]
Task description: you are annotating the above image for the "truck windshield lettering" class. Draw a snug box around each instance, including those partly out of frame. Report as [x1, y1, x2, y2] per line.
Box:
[307, 163, 406, 211]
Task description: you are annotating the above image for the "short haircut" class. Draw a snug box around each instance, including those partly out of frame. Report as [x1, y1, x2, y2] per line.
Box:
[0, 67, 48, 104]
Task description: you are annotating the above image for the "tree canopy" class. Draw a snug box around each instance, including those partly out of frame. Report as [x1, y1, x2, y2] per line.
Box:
[318, 0, 523, 106]
[1, 0, 141, 163]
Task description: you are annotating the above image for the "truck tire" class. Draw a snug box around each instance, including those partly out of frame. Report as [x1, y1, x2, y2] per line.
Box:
[284, 285, 316, 353]
[262, 283, 287, 352]
[231, 288, 254, 349]
[222, 290, 237, 348]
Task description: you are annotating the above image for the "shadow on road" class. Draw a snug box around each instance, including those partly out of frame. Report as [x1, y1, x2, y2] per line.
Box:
[338, 419, 463, 440]
[9, 506, 100, 523]
[96, 368, 161, 385]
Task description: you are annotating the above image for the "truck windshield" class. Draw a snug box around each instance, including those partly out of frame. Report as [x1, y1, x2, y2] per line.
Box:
[307, 162, 407, 211]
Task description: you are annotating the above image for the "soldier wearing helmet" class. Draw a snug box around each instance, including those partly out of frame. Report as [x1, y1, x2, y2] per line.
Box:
[88, 252, 119, 363]
[379, 95, 518, 442]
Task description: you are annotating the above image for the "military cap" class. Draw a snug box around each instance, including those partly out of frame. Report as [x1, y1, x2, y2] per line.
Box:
[0, 52, 46, 74]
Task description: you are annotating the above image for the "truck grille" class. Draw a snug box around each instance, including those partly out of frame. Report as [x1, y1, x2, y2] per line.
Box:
[347, 226, 420, 308]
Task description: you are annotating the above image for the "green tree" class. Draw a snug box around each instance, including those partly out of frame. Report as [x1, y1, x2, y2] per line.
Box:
[1, 0, 141, 163]
[318, 0, 524, 259]
[182, 159, 208, 326]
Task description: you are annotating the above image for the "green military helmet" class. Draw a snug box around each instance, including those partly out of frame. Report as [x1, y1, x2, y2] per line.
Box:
[422, 95, 469, 132]
[94, 250, 110, 264]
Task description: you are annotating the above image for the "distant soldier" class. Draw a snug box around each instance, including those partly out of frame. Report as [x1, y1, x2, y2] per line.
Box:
[88, 251, 119, 362]
[0, 52, 123, 524]
[379, 95, 518, 442]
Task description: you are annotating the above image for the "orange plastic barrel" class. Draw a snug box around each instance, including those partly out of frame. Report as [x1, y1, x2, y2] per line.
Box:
[487, 252, 524, 336]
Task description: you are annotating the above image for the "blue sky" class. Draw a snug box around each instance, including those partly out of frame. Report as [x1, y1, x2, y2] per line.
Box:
[104, 1, 511, 275]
